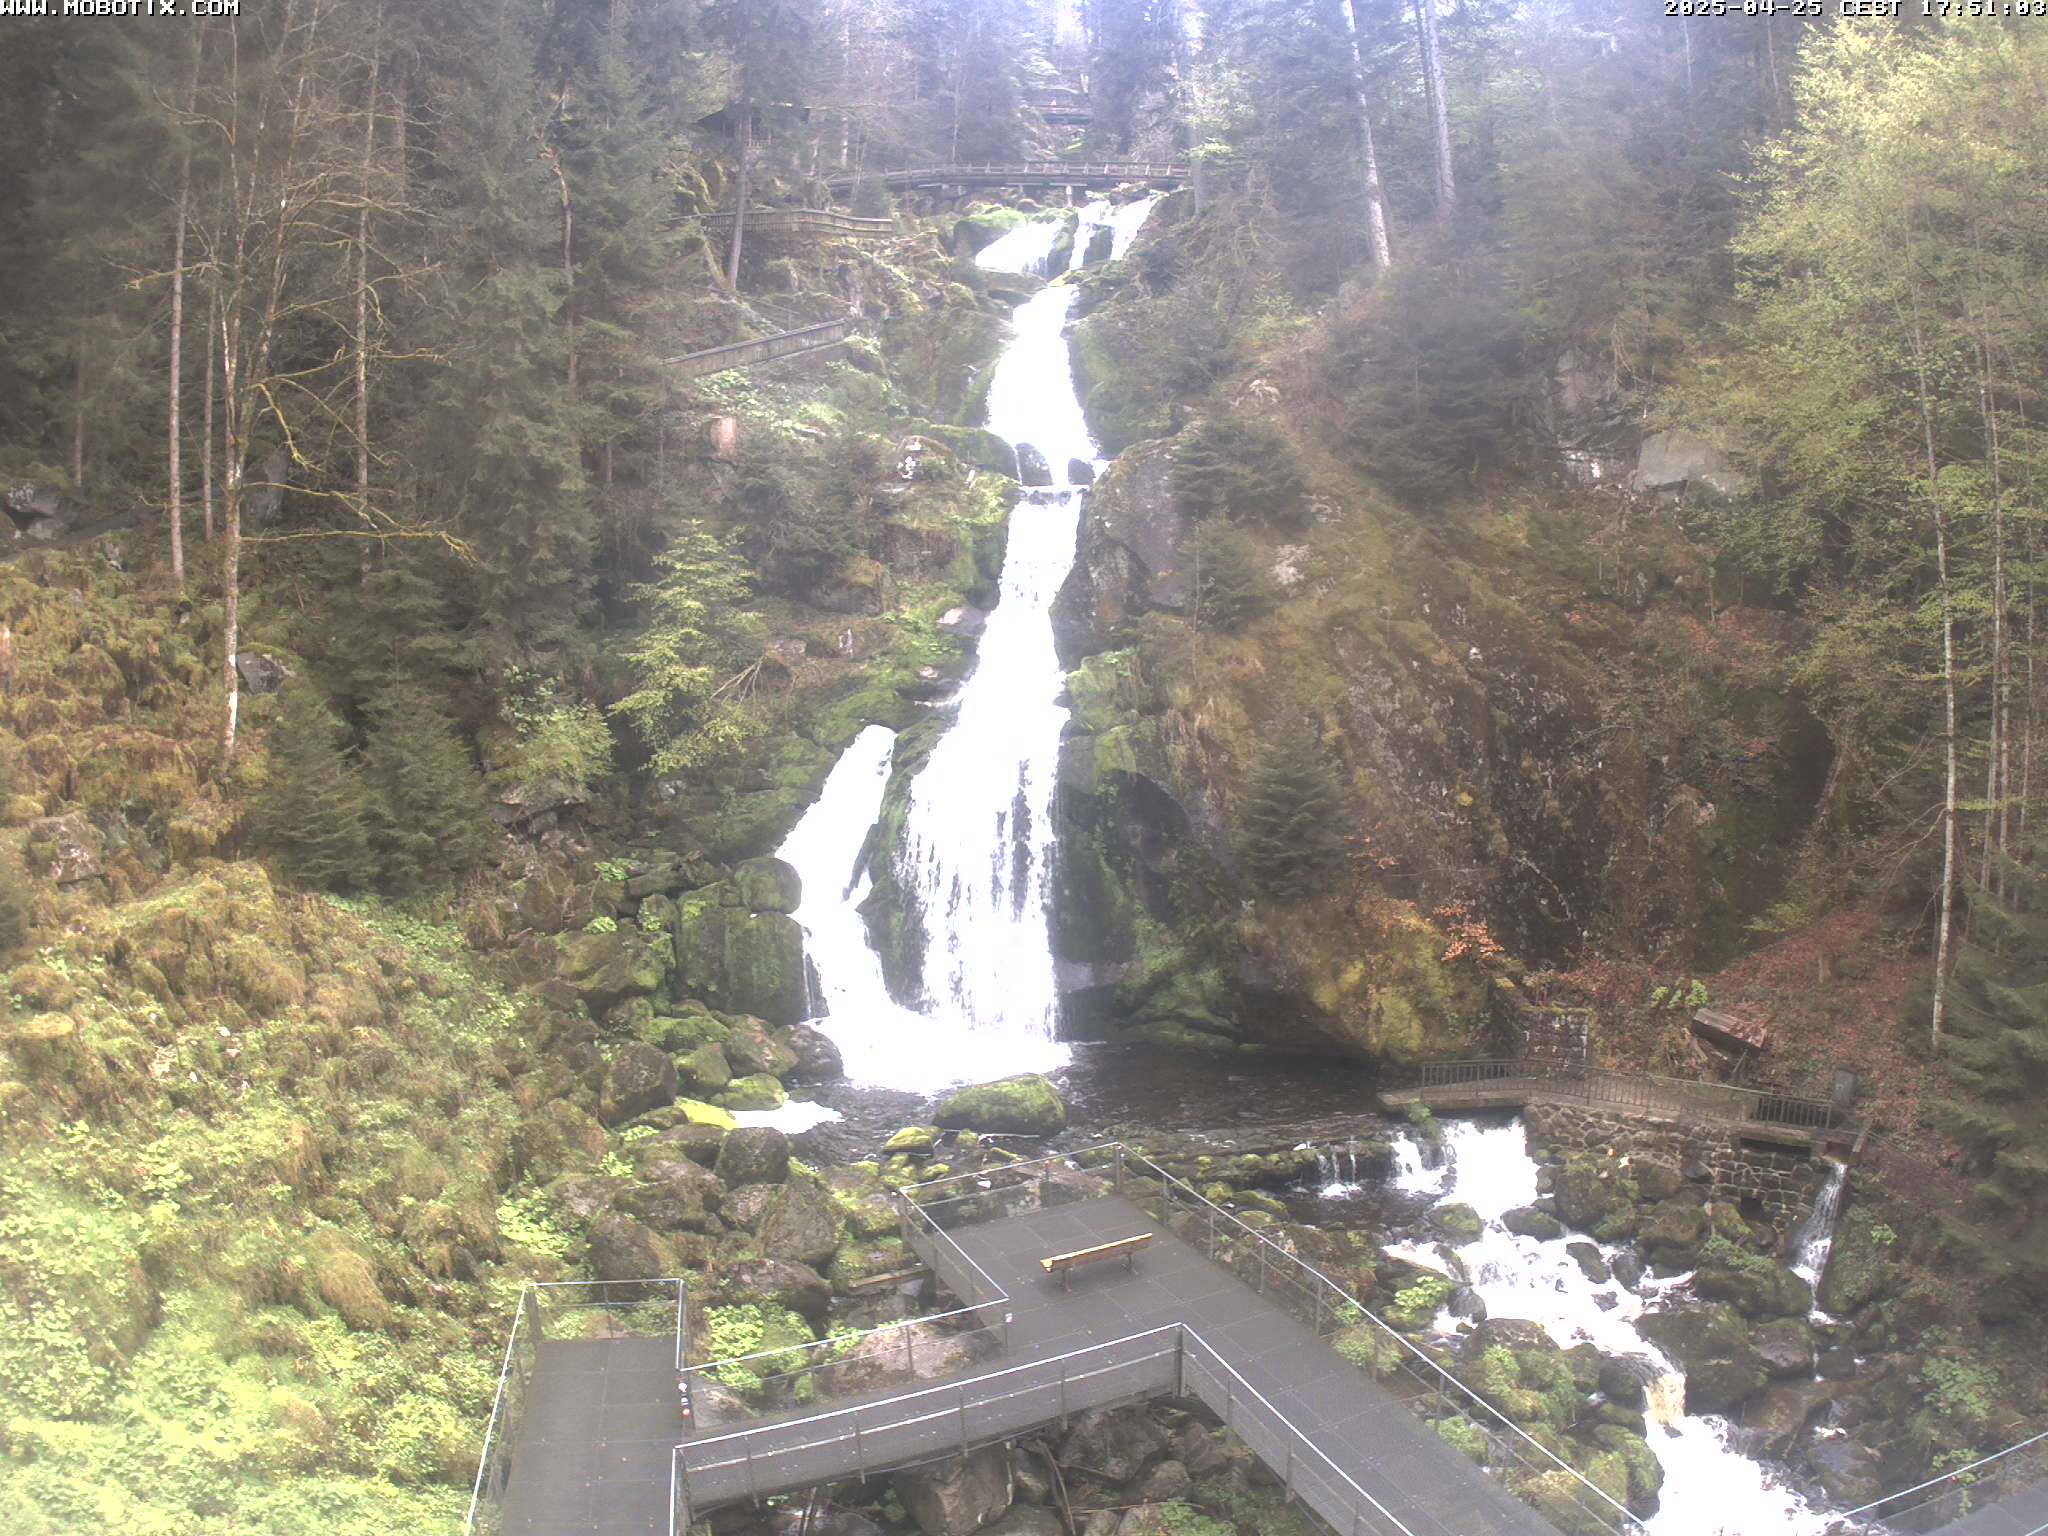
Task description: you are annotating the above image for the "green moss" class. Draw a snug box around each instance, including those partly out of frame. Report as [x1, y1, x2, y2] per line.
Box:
[1383, 1275, 1453, 1330]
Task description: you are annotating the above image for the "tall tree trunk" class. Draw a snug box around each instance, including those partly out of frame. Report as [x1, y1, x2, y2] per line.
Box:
[1911, 319, 1958, 1046]
[1413, 0, 1455, 219]
[201, 291, 216, 541]
[546, 142, 575, 393]
[1341, 0, 1392, 272]
[168, 46, 201, 587]
[354, 38, 380, 502]
[726, 75, 751, 290]
[73, 344, 86, 490]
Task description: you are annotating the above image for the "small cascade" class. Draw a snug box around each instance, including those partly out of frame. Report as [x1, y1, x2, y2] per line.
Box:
[1390, 1117, 1838, 1536]
[1790, 1161, 1849, 1300]
[1314, 1141, 1366, 1195]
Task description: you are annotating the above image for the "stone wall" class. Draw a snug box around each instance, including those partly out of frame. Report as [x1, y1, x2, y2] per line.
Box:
[1497, 994, 1592, 1075]
[1523, 1101, 1827, 1238]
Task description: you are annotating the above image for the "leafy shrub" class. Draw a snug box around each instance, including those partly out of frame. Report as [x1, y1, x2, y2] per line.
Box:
[497, 671, 615, 805]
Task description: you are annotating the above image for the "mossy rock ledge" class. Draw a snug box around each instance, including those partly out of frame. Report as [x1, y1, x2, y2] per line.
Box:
[931, 1074, 1067, 1137]
[673, 859, 807, 1027]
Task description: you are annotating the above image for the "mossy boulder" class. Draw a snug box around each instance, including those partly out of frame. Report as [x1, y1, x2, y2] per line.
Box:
[1554, 1156, 1638, 1239]
[1429, 1202, 1485, 1241]
[555, 926, 666, 1012]
[678, 1041, 732, 1095]
[1638, 1302, 1767, 1413]
[733, 857, 801, 914]
[1818, 1208, 1898, 1316]
[1502, 1206, 1564, 1241]
[758, 1180, 842, 1267]
[1382, 1274, 1453, 1330]
[599, 1042, 678, 1125]
[717, 1126, 790, 1186]
[720, 1072, 786, 1111]
[724, 1016, 800, 1077]
[1636, 1198, 1709, 1264]
[932, 1074, 1066, 1136]
[613, 1158, 724, 1234]
[883, 1125, 942, 1154]
[673, 883, 807, 1026]
[1691, 1240, 1812, 1319]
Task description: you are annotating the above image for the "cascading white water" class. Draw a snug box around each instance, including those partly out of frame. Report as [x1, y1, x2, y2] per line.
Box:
[772, 201, 1156, 1094]
[1394, 1117, 1836, 1536]
[1312, 1141, 1367, 1195]
[1790, 1162, 1847, 1308]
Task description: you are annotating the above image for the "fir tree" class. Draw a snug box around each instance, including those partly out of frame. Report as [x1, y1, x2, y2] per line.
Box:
[360, 686, 497, 895]
[1239, 715, 1350, 898]
[259, 684, 377, 891]
[1170, 413, 1308, 529]
[1191, 519, 1280, 631]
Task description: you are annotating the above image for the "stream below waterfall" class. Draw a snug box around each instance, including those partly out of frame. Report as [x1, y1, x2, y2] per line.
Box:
[1384, 1116, 1839, 1536]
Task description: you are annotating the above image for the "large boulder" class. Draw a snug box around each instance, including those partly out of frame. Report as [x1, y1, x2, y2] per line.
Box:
[556, 928, 666, 1012]
[758, 1180, 842, 1267]
[933, 1074, 1066, 1137]
[1751, 1317, 1815, 1379]
[1015, 444, 1053, 486]
[783, 1023, 845, 1081]
[1691, 1248, 1812, 1320]
[1056, 1406, 1169, 1484]
[819, 1319, 989, 1395]
[724, 1016, 800, 1077]
[1633, 428, 1745, 500]
[733, 857, 802, 914]
[1554, 1156, 1638, 1239]
[586, 1212, 665, 1282]
[25, 813, 103, 885]
[717, 1126, 791, 1186]
[599, 1042, 678, 1125]
[613, 1158, 723, 1234]
[715, 1256, 832, 1324]
[895, 1445, 1012, 1536]
[675, 883, 808, 1026]
[1049, 440, 1188, 667]
[1639, 1303, 1767, 1414]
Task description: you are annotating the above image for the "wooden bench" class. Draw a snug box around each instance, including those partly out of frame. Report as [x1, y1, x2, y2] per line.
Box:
[1041, 1232, 1153, 1291]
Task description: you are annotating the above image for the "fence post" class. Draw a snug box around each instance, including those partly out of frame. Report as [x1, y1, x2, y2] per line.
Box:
[744, 1437, 758, 1504]
[855, 1419, 865, 1478]
[906, 1327, 916, 1377]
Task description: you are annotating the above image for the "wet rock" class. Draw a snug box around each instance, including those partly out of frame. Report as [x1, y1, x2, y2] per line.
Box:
[1639, 1303, 1767, 1414]
[26, 813, 102, 884]
[614, 1157, 724, 1233]
[717, 1256, 832, 1325]
[679, 1041, 732, 1095]
[1448, 1285, 1488, 1322]
[1068, 457, 1096, 485]
[1429, 1202, 1484, 1241]
[599, 1042, 677, 1125]
[984, 1511, 1064, 1536]
[722, 1182, 778, 1232]
[1610, 1252, 1646, 1291]
[1056, 1405, 1169, 1484]
[821, 1320, 989, 1396]
[920, 424, 1019, 480]
[1554, 1156, 1638, 1239]
[1127, 1459, 1189, 1502]
[650, 1121, 727, 1168]
[1566, 1241, 1611, 1284]
[1751, 1316, 1815, 1377]
[1016, 444, 1053, 486]
[896, 1447, 1013, 1535]
[1598, 1354, 1654, 1409]
[1631, 1160, 1686, 1201]
[1049, 439, 1188, 667]
[717, 1126, 791, 1186]
[884, 1125, 942, 1154]
[1742, 1379, 1834, 1460]
[1502, 1206, 1564, 1241]
[724, 1016, 800, 1078]
[1692, 1250, 1812, 1320]
[1807, 1435, 1884, 1505]
[933, 1074, 1066, 1136]
[234, 651, 296, 696]
[1818, 1211, 1896, 1316]
[1637, 1198, 1708, 1264]
[722, 1072, 786, 1110]
[675, 885, 808, 1026]
[734, 856, 802, 914]
[556, 928, 666, 1012]
[1590, 1422, 1665, 1514]
[759, 1180, 842, 1267]
[781, 1023, 843, 1081]
[586, 1212, 664, 1282]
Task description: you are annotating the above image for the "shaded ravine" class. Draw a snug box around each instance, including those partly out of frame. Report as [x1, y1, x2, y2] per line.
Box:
[774, 199, 1156, 1096]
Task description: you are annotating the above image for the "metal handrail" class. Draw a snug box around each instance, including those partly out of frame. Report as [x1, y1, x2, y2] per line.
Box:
[1833, 1427, 2048, 1523]
[1408, 1058, 1842, 1131]
[462, 1289, 534, 1536]
[1116, 1146, 1644, 1535]
[659, 318, 855, 375]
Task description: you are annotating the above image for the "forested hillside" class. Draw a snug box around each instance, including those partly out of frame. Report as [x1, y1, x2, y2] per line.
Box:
[2, 1, 2046, 1532]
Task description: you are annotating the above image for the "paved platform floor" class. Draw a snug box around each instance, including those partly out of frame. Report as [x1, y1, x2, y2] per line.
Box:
[1925, 1480, 2048, 1536]
[497, 1334, 679, 1536]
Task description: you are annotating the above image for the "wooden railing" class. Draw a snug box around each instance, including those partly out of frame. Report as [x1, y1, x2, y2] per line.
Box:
[659, 318, 856, 380]
[1405, 1058, 1844, 1133]
[699, 207, 895, 239]
[827, 161, 1186, 193]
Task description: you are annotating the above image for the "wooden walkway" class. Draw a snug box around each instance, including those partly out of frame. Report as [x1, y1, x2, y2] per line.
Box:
[700, 208, 895, 240]
[660, 318, 855, 380]
[826, 161, 1185, 195]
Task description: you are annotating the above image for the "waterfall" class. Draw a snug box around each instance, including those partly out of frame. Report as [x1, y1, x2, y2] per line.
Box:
[1390, 1117, 1837, 1536]
[1789, 1162, 1848, 1303]
[772, 201, 1156, 1094]
[1312, 1141, 1365, 1195]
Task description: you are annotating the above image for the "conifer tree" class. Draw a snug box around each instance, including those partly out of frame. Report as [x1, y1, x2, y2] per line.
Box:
[1190, 519, 1279, 631]
[1170, 413, 1307, 529]
[360, 686, 497, 895]
[1239, 715, 1350, 898]
[259, 683, 377, 891]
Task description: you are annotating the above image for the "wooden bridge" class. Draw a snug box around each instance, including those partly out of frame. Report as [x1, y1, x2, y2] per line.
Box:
[700, 208, 895, 241]
[464, 1143, 2045, 1536]
[659, 318, 856, 381]
[826, 161, 1185, 195]
[1379, 1059, 1855, 1153]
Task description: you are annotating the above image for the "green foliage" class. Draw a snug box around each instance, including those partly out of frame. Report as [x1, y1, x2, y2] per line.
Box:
[1647, 980, 1708, 1011]
[496, 670, 615, 805]
[613, 521, 767, 776]
[257, 684, 377, 892]
[1170, 413, 1307, 530]
[1190, 520, 1280, 632]
[360, 688, 497, 896]
[495, 1187, 574, 1259]
[850, 174, 894, 221]
[1920, 1356, 2000, 1436]
[584, 915, 618, 934]
[1239, 715, 1350, 899]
